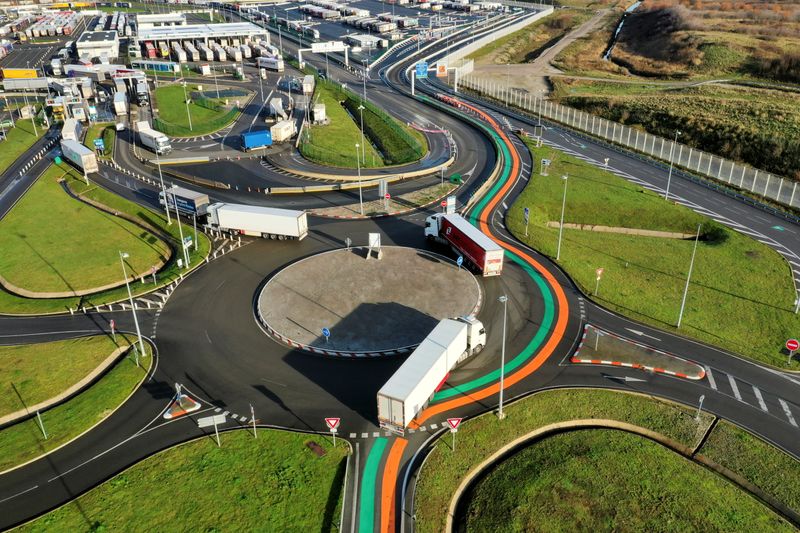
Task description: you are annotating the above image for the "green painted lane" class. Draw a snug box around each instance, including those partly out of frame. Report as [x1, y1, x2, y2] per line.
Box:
[358, 437, 388, 533]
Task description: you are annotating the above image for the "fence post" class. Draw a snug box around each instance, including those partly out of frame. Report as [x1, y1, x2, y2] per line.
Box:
[659, 138, 665, 159]
[635, 130, 640, 150]
[763, 175, 771, 197]
[626, 127, 632, 146]
[728, 162, 735, 183]
[777, 178, 784, 202]
[790, 182, 797, 207]
[612, 123, 617, 142]
[676, 145, 684, 168]
[706, 155, 713, 175]
[592, 116, 596, 134]
[695, 152, 703, 172]
[751, 169, 759, 192]
[739, 166, 746, 188]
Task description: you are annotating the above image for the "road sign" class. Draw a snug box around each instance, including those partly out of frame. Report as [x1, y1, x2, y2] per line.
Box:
[456, 256, 463, 268]
[322, 327, 331, 340]
[523, 207, 530, 223]
[415, 61, 428, 79]
[384, 193, 391, 199]
[436, 64, 448, 77]
[93, 138, 104, 150]
[183, 236, 193, 250]
[787, 339, 799, 352]
[197, 414, 227, 428]
[311, 40, 346, 53]
[596, 267, 604, 280]
[54, 156, 62, 164]
[441, 200, 447, 207]
[447, 418, 462, 431]
[325, 417, 340, 431]
[109, 319, 115, 332]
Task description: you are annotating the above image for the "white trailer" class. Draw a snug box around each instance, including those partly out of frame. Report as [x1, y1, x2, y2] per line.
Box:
[171, 41, 187, 63]
[136, 120, 172, 155]
[270, 120, 295, 142]
[256, 56, 284, 72]
[269, 97, 287, 120]
[198, 43, 214, 61]
[239, 44, 252, 59]
[60, 117, 82, 141]
[205, 203, 308, 240]
[113, 91, 128, 116]
[377, 317, 486, 434]
[212, 44, 227, 61]
[225, 45, 242, 62]
[184, 41, 199, 62]
[60, 139, 99, 174]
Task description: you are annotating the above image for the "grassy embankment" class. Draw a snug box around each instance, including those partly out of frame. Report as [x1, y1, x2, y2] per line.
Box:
[0, 164, 210, 314]
[458, 429, 793, 532]
[550, 1, 800, 178]
[82, 121, 116, 159]
[153, 83, 244, 137]
[20, 430, 348, 532]
[415, 389, 800, 532]
[301, 79, 427, 168]
[506, 140, 799, 367]
[0, 164, 169, 294]
[0, 118, 45, 171]
[0, 334, 150, 473]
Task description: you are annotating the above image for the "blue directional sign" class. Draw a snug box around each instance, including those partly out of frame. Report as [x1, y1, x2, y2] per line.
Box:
[456, 255, 463, 268]
[523, 207, 530, 223]
[93, 138, 105, 151]
[416, 61, 428, 79]
[322, 327, 331, 338]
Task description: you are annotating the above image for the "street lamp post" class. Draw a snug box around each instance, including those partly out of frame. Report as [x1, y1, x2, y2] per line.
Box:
[556, 174, 568, 261]
[497, 294, 508, 420]
[171, 183, 190, 268]
[356, 143, 363, 215]
[119, 251, 146, 365]
[182, 81, 193, 131]
[677, 224, 701, 328]
[151, 136, 171, 224]
[358, 104, 365, 164]
[665, 130, 681, 201]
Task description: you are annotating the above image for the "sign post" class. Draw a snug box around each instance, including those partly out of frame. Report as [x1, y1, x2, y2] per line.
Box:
[787, 339, 799, 365]
[384, 192, 391, 211]
[540, 159, 550, 176]
[322, 327, 331, 343]
[595, 268, 604, 296]
[695, 394, 705, 422]
[440, 199, 447, 213]
[447, 418, 462, 452]
[250, 403, 257, 438]
[325, 417, 340, 446]
[415, 61, 428, 80]
[523, 207, 530, 237]
[109, 319, 116, 343]
[456, 256, 463, 271]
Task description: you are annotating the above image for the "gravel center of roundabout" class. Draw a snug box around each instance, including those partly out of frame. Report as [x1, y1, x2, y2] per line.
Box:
[256, 246, 482, 355]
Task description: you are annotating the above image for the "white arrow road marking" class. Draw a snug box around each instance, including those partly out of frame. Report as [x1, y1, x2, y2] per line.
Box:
[624, 328, 661, 342]
[605, 375, 647, 383]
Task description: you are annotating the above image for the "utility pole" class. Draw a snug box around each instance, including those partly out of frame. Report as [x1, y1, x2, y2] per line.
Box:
[182, 81, 193, 131]
[171, 184, 190, 268]
[557, 174, 568, 261]
[677, 224, 702, 328]
[358, 104, 365, 164]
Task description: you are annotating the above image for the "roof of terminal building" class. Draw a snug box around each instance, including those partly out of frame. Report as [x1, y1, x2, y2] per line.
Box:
[77, 31, 119, 44]
[135, 22, 266, 42]
[135, 13, 187, 22]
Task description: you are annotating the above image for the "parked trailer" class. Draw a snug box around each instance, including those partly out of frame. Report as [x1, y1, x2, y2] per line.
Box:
[205, 203, 308, 240]
[224, 45, 242, 62]
[158, 41, 169, 58]
[424, 213, 504, 276]
[144, 41, 157, 58]
[377, 317, 486, 434]
[60, 117, 82, 141]
[60, 139, 99, 174]
[239, 44, 252, 59]
[240, 129, 272, 151]
[158, 185, 210, 215]
[184, 41, 199, 62]
[198, 43, 214, 62]
[113, 91, 128, 115]
[213, 44, 227, 61]
[171, 42, 187, 62]
[270, 119, 295, 142]
[256, 56, 284, 72]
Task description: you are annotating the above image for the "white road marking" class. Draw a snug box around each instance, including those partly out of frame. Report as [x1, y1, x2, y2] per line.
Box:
[779, 399, 798, 427]
[728, 375, 742, 401]
[704, 366, 717, 390]
[752, 386, 768, 412]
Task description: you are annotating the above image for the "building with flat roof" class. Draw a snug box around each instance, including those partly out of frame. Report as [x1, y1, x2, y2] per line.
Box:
[134, 22, 267, 46]
[135, 13, 187, 30]
[76, 30, 119, 60]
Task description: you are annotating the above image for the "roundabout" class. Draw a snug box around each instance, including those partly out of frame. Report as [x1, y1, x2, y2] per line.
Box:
[256, 246, 482, 356]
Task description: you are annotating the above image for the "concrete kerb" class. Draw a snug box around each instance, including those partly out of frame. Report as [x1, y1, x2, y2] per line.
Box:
[0, 338, 157, 478]
[255, 246, 483, 358]
[572, 325, 707, 380]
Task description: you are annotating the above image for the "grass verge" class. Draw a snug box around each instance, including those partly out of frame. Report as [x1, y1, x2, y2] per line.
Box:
[0, 163, 210, 314]
[82, 122, 116, 160]
[459, 428, 792, 531]
[153, 83, 243, 137]
[0, 164, 170, 294]
[19, 429, 348, 532]
[0, 334, 149, 473]
[0, 335, 127, 419]
[0, 118, 45, 171]
[700, 420, 800, 513]
[415, 389, 715, 532]
[506, 141, 800, 368]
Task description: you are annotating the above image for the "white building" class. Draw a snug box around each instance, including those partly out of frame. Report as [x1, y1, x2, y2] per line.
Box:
[75, 31, 119, 60]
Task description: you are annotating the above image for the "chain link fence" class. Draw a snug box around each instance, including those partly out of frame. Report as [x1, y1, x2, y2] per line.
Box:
[459, 75, 799, 210]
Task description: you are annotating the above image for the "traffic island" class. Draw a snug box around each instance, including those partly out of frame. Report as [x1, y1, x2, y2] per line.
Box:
[256, 246, 482, 357]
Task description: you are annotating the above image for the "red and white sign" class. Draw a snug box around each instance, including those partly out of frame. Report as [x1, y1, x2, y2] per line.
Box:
[596, 268, 604, 280]
[446, 418, 462, 431]
[441, 200, 447, 207]
[109, 319, 116, 333]
[384, 193, 391, 199]
[787, 339, 799, 352]
[325, 417, 340, 431]
[436, 63, 448, 78]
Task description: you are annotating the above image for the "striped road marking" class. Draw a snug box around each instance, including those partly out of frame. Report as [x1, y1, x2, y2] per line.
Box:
[780, 399, 798, 427]
[728, 374, 742, 401]
[752, 386, 768, 412]
[705, 366, 717, 390]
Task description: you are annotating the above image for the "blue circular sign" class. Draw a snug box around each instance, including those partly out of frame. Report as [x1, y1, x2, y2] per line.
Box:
[457, 256, 464, 267]
[322, 328, 330, 338]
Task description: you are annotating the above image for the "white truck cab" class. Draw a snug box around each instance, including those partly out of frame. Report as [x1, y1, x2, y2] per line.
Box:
[424, 213, 444, 241]
[456, 315, 486, 363]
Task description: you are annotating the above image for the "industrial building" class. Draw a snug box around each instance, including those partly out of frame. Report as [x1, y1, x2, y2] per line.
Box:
[135, 12, 187, 30]
[76, 30, 119, 60]
[134, 22, 267, 49]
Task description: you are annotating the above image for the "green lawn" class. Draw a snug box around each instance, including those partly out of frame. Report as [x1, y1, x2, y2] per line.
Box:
[0, 165, 210, 314]
[415, 389, 715, 532]
[300, 81, 384, 168]
[0, 118, 45, 171]
[506, 141, 800, 367]
[20, 429, 348, 532]
[82, 122, 116, 159]
[0, 164, 169, 294]
[0, 335, 127, 418]
[153, 83, 242, 137]
[459, 429, 791, 532]
[0, 335, 149, 473]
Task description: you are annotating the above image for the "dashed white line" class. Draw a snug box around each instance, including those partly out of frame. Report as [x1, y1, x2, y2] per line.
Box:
[752, 386, 768, 412]
[779, 399, 798, 427]
[728, 374, 742, 401]
[0, 485, 38, 504]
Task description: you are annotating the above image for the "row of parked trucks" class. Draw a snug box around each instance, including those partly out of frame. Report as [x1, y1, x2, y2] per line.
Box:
[141, 39, 283, 71]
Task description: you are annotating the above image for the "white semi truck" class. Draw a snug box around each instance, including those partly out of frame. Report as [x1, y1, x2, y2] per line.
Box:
[136, 120, 172, 155]
[205, 203, 308, 240]
[256, 56, 284, 72]
[113, 91, 128, 116]
[60, 139, 99, 174]
[377, 317, 486, 435]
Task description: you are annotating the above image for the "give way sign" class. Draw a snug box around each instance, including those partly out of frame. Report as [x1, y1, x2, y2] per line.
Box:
[446, 418, 462, 432]
[325, 418, 340, 431]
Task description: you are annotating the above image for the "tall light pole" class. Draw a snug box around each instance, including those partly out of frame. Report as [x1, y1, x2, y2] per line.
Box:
[664, 130, 681, 201]
[356, 143, 363, 215]
[677, 224, 701, 329]
[182, 81, 193, 131]
[150, 129, 171, 224]
[119, 251, 146, 364]
[497, 294, 508, 420]
[556, 174, 568, 261]
[358, 104, 365, 164]
[362, 59, 368, 102]
[171, 183, 190, 268]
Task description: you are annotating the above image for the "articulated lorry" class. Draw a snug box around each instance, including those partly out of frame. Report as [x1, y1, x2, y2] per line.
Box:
[136, 120, 172, 155]
[425, 213, 504, 276]
[205, 203, 308, 240]
[377, 317, 486, 435]
[113, 91, 128, 115]
[60, 139, 99, 173]
[159, 185, 210, 215]
[256, 56, 284, 72]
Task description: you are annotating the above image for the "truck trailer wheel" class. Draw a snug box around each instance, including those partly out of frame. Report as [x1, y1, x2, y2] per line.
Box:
[472, 344, 483, 356]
